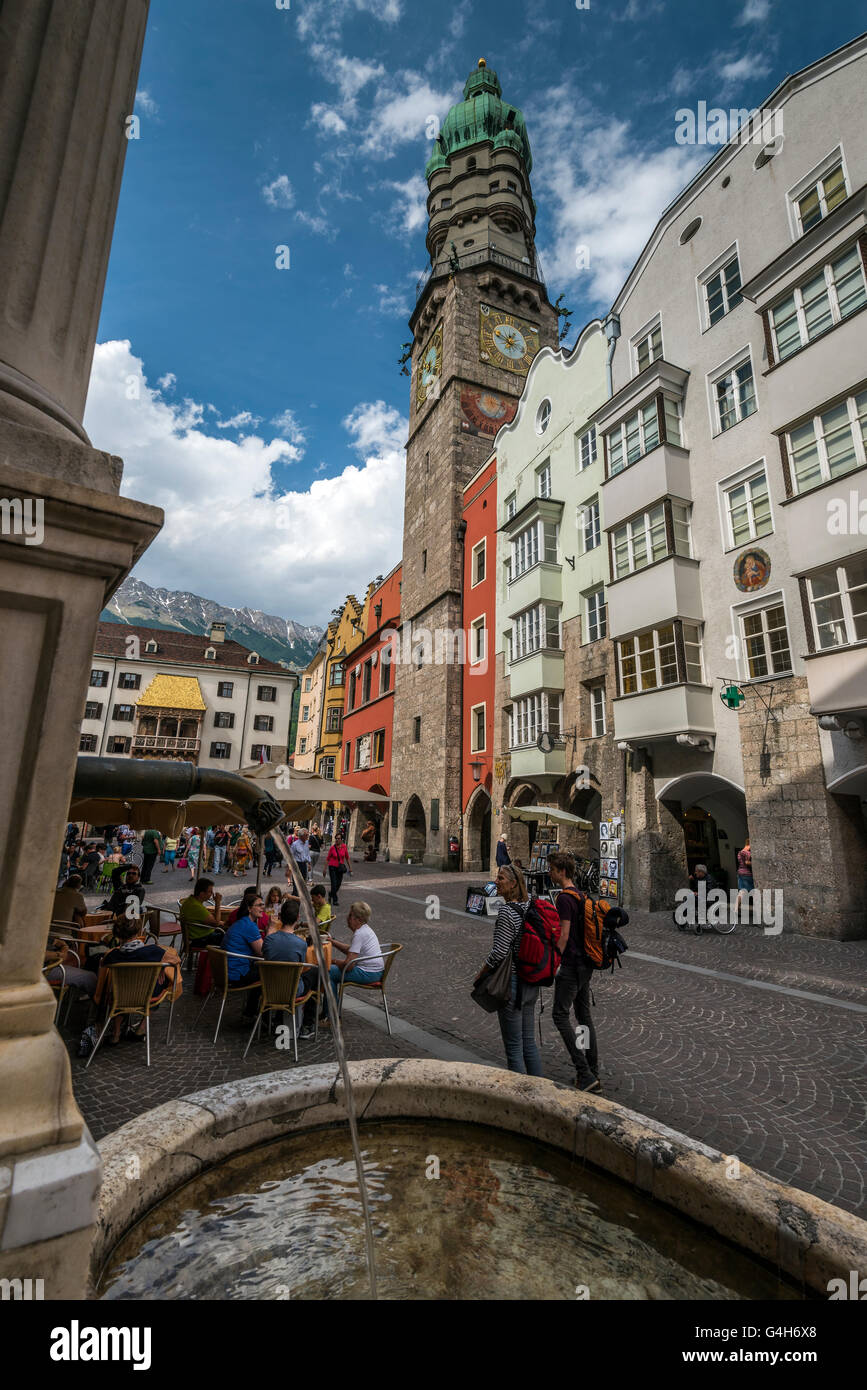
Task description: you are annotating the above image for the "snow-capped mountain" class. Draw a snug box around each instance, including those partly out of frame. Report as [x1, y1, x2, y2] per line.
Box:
[102, 578, 323, 671]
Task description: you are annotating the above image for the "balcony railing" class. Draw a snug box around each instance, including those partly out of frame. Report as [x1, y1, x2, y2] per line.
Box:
[132, 736, 201, 753]
[416, 246, 545, 301]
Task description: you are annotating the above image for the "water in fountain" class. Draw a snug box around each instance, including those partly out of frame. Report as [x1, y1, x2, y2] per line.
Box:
[269, 824, 379, 1299]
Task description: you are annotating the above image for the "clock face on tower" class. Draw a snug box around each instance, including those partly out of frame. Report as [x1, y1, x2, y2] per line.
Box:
[416, 323, 443, 408]
[479, 304, 540, 374]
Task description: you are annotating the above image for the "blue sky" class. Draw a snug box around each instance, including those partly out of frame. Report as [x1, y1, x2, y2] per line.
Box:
[85, 0, 866, 626]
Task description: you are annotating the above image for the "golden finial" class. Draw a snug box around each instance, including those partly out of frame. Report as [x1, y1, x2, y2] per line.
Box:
[478, 58, 486, 68]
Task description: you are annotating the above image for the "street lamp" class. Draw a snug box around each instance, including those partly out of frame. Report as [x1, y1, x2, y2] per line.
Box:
[469, 760, 483, 783]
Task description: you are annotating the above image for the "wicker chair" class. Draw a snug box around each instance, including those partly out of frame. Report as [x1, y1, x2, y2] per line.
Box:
[42, 961, 68, 1025]
[337, 943, 402, 1035]
[196, 947, 260, 1045]
[243, 959, 320, 1062]
[84, 960, 178, 1069]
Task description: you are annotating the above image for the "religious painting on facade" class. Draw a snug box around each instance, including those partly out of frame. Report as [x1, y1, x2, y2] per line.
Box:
[733, 547, 771, 593]
[479, 304, 540, 374]
[460, 386, 517, 437]
[416, 322, 443, 409]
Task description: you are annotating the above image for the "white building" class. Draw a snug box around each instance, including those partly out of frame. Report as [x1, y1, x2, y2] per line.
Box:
[80, 621, 298, 772]
[589, 33, 867, 935]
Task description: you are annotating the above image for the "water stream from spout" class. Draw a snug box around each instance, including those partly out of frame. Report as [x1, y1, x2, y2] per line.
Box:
[269, 825, 378, 1299]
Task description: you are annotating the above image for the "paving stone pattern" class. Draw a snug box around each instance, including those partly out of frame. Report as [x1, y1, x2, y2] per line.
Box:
[76, 861, 867, 1216]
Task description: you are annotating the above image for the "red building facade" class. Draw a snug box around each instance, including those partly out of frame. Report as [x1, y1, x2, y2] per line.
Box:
[340, 563, 402, 852]
[461, 457, 497, 871]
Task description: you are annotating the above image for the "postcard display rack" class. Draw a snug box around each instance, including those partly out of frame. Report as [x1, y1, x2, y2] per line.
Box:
[598, 815, 624, 903]
[526, 832, 559, 898]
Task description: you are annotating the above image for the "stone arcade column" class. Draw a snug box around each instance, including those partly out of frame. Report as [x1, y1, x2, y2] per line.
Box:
[0, 0, 159, 1297]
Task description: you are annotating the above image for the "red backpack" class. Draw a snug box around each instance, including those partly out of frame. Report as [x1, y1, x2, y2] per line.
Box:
[516, 898, 562, 985]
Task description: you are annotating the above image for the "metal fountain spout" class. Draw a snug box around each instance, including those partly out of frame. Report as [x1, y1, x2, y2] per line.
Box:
[71, 757, 285, 836]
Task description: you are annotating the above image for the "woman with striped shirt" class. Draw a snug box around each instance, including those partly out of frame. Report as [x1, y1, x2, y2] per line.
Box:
[479, 862, 544, 1077]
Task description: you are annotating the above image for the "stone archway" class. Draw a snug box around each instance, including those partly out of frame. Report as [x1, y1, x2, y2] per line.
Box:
[403, 795, 427, 862]
[464, 786, 492, 873]
[658, 771, 748, 893]
[502, 781, 539, 868]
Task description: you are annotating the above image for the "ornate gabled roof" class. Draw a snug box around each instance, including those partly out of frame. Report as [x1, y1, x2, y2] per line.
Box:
[137, 674, 206, 711]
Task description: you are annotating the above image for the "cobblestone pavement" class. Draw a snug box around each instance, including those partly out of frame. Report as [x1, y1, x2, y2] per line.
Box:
[76, 860, 867, 1216]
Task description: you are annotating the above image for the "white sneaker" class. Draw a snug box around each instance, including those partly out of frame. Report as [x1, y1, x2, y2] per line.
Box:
[299, 1026, 315, 1040]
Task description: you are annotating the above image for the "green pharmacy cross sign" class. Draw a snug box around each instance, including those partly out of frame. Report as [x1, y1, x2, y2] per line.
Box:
[719, 683, 746, 710]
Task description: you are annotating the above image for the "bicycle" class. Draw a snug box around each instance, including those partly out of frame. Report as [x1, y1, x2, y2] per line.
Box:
[576, 847, 600, 895]
[672, 888, 737, 935]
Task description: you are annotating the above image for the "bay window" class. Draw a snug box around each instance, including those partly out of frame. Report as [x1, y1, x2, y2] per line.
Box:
[511, 517, 558, 578]
[618, 625, 678, 694]
[806, 557, 867, 650]
[512, 603, 561, 660]
[786, 388, 867, 493]
[510, 692, 562, 748]
[770, 246, 866, 362]
[612, 501, 691, 579]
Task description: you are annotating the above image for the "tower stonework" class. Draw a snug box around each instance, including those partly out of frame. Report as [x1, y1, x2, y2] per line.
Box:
[391, 61, 558, 865]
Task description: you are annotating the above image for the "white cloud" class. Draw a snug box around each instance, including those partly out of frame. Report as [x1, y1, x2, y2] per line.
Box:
[296, 0, 402, 44]
[383, 174, 429, 237]
[528, 87, 708, 304]
[216, 410, 262, 431]
[271, 409, 307, 447]
[615, 0, 665, 20]
[157, 372, 176, 392]
[135, 89, 159, 116]
[311, 103, 349, 136]
[374, 283, 410, 316]
[262, 174, 296, 209]
[84, 342, 405, 625]
[295, 210, 337, 239]
[717, 52, 772, 86]
[737, 0, 771, 22]
[362, 76, 461, 159]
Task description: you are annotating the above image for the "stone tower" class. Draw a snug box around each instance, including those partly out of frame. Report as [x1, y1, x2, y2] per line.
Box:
[391, 60, 558, 866]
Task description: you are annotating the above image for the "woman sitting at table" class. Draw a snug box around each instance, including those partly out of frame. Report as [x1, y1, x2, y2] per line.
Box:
[95, 917, 182, 1042]
[322, 901, 384, 1022]
[223, 886, 259, 927]
[222, 894, 265, 1016]
[44, 936, 98, 999]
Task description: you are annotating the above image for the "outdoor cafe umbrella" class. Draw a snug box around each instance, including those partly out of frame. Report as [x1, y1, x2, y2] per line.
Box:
[68, 797, 188, 838]
[507, 805, 593, 829]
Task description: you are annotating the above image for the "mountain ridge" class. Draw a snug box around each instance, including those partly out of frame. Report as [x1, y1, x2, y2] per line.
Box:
[102, 577, 324, 671]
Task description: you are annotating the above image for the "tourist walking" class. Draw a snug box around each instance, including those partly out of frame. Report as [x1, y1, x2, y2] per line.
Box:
[162, 835, 178, 872]
[476, 863, 543, 1077]
[140, 827, 162, 885]
[308, 826, 322, 872]
[187, 828, 201, 881]
[549, 853, 600, 1092]
[263, 833, 282, 877]
[212, 826, 229, 875]
[326, 836, 351, 906]
[496, 834, 511, 868]
[290, 828, 312, 883]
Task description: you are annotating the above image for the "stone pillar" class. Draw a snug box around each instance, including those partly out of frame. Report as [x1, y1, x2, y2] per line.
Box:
[740, 679, 867, 939]
[0, 0, 157, 1298]
[624, 760, 687, 910]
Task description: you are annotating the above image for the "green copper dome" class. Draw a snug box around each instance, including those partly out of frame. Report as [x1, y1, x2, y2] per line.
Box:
[425, 60, 532, 180]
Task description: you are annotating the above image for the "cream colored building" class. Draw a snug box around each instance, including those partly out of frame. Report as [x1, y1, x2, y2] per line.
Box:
[293, 643, 326, 770]
[81, 621, 297, 772]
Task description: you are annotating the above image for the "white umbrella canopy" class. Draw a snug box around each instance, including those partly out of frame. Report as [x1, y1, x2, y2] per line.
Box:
[239, 762, 390, 807]
[508, 804, 593, 830]
[68, 798, 187, 837]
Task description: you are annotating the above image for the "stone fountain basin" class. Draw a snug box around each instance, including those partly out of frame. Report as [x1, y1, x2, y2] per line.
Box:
[91, 1059, 867, 1296]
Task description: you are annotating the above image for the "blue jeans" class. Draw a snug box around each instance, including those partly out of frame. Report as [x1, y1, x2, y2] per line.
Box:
[324, 963, 382, 1017]
[497, 972, 543, 1076]
[737, 873, 754, 891]
[212, 846, 226, 874]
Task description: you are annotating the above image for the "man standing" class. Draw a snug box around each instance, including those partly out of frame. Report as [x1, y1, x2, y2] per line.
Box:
[212, 826, 229, 876]
[140, 827, 162, 886]
[495, 834, 511, 868]
[549, 853, 601, 1093]
[290, 828, 312, 883]
[204, 827, 215, 871]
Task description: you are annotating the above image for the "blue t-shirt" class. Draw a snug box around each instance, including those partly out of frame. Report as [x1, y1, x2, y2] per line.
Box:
[263, 929, 309, 995]
[223, 916, 261, 981]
